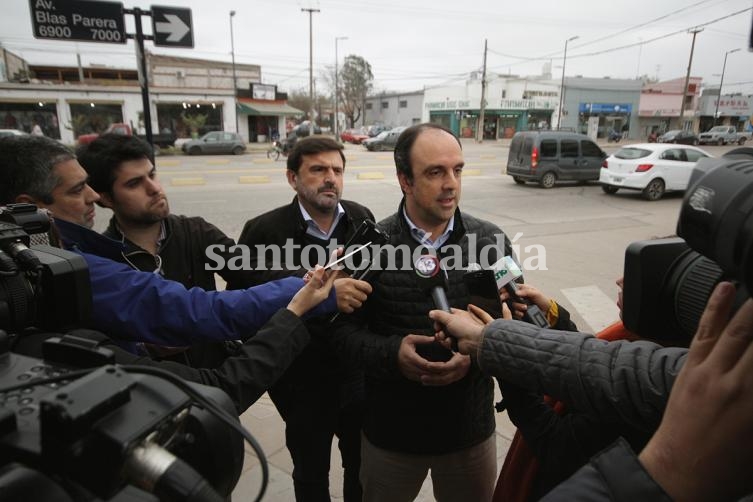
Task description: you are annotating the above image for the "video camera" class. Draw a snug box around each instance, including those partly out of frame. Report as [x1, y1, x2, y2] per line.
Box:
[0, 205, 248, 501]
[622, 149, 753, 342]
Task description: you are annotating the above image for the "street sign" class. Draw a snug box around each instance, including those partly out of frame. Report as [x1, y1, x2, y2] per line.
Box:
[151, 5, 193, 48]
[29, 0, 126, 44]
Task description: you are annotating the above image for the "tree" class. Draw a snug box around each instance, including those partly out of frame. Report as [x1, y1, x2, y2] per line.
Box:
[286, 86, 329, 128]
[338, 55, 373, 128]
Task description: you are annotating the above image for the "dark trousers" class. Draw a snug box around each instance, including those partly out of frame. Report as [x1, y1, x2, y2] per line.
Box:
[270, 373, 363, 502]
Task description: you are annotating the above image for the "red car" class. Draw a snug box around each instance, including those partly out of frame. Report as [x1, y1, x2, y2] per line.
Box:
[340, 127, 369, 144]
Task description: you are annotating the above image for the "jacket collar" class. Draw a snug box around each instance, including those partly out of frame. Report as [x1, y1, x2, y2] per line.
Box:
[55, 218, 127, 262]
[395, 197, 466, 246]
[104, 215, 171, 255]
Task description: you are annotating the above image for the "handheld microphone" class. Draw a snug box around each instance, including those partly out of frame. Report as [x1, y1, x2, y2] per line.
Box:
[414, 254, 451, 312]
[476, 238, 549, 328]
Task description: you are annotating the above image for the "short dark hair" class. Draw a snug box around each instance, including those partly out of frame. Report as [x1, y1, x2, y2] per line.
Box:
[286, 135, 346, 173]
[394, 123, 461, 181]
[76, 134, 154, 194]
[0, 135, 74, 204]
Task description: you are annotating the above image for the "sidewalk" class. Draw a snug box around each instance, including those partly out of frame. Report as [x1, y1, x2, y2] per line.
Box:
[232, 386, 518, 501]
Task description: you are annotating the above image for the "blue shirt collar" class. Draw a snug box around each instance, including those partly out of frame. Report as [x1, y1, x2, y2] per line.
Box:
[402, 206, 454, 249]
[298, 201, 346, 240]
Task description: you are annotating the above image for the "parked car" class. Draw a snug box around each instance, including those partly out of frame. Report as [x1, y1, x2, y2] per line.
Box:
[292, 120, 322, 137]
[599, 143, 712, 201]
[657, 130, 699, 145]
[505, 131, 607, 188]
[76, 123, 177, 152]
[698, 125, 747, 146]
[363, 126, 406, 151]
[0, 129, 28, 138]
[366, 124, 389, 137]
[340, 127, 369, 144]
[182, 131, 246, 155]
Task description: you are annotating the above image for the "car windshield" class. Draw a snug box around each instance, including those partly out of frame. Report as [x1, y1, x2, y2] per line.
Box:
[708, 126, 728, 132]
[375, 131, 389, 139]
[664, 130, 681, 136]
[614, 147, 652, 160]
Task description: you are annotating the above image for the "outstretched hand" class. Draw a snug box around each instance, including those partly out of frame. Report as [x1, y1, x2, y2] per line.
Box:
[287, 266, 338, 317]
[638, 281, 753, 502]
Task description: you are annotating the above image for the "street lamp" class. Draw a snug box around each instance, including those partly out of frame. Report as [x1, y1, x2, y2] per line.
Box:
[713, 48, 741, 125]
[229, 10, 238, 133]
[302, 7, 320, 128]
[557, 35, 578, 130]
[334, 36, 348, 139]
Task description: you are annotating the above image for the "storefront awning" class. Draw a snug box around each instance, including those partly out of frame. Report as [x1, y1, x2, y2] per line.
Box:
[237, 101, 304, 116]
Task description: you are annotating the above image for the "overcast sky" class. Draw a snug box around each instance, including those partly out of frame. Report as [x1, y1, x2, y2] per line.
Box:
[2, 0, 752, 96]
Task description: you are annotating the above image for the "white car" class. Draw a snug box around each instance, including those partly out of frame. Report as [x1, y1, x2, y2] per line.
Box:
[599, 143, 712, 201]
[0, 129, 28, 138]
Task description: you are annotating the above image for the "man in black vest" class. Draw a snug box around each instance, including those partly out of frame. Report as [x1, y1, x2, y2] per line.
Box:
[330, 123, 509, 501]
[228, 136, 374, 501]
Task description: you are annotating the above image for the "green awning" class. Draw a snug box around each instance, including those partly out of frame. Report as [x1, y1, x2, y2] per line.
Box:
[237, 101, 304, 116]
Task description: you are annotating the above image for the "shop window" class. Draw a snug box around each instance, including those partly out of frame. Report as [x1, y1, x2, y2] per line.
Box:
[68, 103, 123, 138]
[156, 103, 223, 138]
[0, 102, 61, 139]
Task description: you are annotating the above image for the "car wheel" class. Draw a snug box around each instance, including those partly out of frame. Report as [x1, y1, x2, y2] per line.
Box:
[739, 137, 747, 146]
[717, 138, 724, 146]
[642, 178, 665, 201]
[188, 146, 201, 156]
[539, 172, 557, 189]
[232, 146, 244, 155]
[601, 185, 619, 194]
[512, 176, 526, 185]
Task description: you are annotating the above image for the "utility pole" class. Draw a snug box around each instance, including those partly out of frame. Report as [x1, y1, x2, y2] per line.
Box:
[678, 28, 703, 130]
[477, 39, 488, 143]
[301, 7, 320, 132]
[229, 10, 238, 133]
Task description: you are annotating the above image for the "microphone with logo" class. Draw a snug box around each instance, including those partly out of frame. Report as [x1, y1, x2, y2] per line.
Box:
[473, 238, 549, 328]
[414, 253, 455, 360]
[414, 253, 451, 312]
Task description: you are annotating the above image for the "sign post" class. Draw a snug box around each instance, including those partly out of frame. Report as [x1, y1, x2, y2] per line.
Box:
[28, 0, 194, 159]
[29, 0, 126, 44]
[151, 6, 194, 48]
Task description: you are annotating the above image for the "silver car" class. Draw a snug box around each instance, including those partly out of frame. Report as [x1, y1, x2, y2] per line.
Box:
[182, 131, 246, 155]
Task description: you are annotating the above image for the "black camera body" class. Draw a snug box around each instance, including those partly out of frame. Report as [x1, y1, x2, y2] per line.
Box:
[0, 205, 244, 501]
[622, 151, 753, 342]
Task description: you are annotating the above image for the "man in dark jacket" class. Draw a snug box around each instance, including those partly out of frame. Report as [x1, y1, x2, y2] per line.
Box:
[228, 136, 373, 501]
[329, 123, 509, 501]
[77, 133, 248, 367]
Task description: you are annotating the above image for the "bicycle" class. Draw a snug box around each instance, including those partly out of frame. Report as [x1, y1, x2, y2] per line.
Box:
[266, 140, 284, 161]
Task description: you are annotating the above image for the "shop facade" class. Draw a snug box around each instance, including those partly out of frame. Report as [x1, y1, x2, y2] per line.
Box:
[423, 76, 559, 139]
[560, 77, 642, 140]
[696, 94, 753, 133]
[637, 77, 702, 137]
